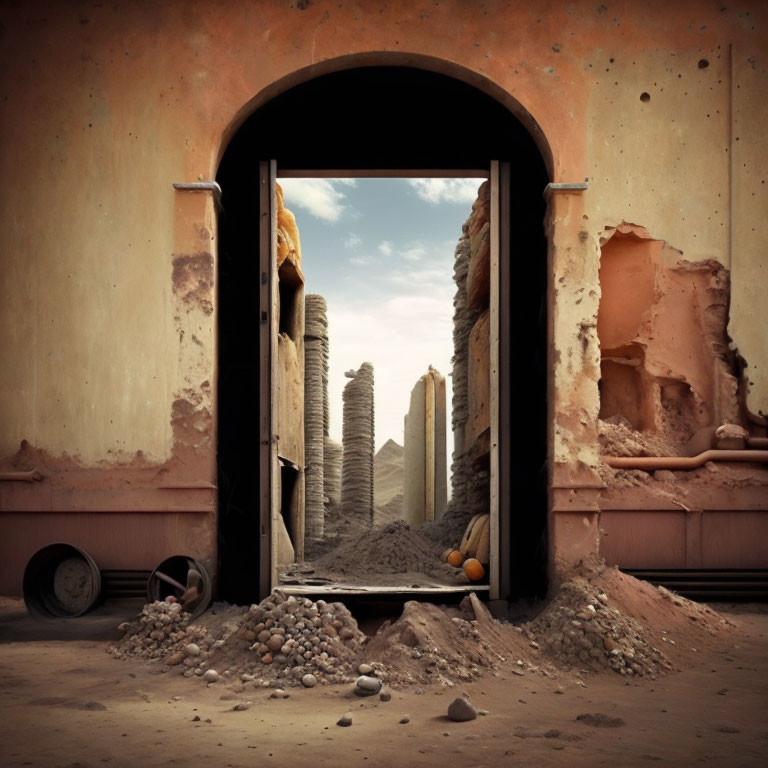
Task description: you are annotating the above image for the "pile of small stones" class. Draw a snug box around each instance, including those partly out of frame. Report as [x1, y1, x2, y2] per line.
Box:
[107, 600, 203, 664]
[109, 590, 370, 687]
[230, 590, 368, 685]
[525, 579, 674, 678]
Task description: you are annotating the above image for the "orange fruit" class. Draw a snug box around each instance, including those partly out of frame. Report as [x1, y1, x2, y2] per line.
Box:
[463, 558, 485, 581]
[447, 549, 464, 568]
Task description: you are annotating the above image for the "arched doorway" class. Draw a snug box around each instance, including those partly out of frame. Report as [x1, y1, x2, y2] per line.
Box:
[216, 63, 549, 605]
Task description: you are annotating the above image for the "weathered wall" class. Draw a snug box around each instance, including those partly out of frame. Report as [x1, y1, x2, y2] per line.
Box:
[403, 378, 426, 528]
[1, 0, 767, 590]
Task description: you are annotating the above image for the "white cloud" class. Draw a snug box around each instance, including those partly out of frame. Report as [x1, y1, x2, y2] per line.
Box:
[344, 233, 362, 249]
[278, 178, 357, 222]
[349, 255, 372, 266]
[386, 267, 454, 292]
[325, 291, 454, 459]
[407, 178, 485, 205]
[378, 240, 393, 256]
[399, 243, 427, 262]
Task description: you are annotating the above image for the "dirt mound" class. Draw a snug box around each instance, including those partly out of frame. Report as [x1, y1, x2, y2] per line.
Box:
[110, 561, 735, 692]
[527, 577, 674, 677]
[588, 565, 734, 664]
[314, 520, 444, 578]
[598, 418, 683, 458]
[363, 598, 537, 687]
[525, 562, 734, 678]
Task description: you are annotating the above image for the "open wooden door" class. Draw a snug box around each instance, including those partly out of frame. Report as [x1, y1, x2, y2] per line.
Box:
[489, 160, 511, 602]
[259, 160, 279, 598]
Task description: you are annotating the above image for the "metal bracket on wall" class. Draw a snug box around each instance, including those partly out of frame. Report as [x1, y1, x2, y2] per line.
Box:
[172, 181, 222, 204]
[543, 181, 588, 199]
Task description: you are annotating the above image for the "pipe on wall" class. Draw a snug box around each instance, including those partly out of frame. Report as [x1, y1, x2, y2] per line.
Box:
[0, 470, 43, 482]
[602, 450, 768, 471]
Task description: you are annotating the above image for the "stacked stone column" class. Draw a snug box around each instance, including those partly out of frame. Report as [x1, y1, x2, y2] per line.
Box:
[449, 229, 476, 511]
[304, 295, 328, 542]
[450, 182, 489, 515]
[341, 362, 375, 526]
[323, 436, 342, 506]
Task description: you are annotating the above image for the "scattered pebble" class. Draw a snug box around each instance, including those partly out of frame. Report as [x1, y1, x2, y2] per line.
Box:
[447, 697, 477, 722]
[576, 713, 625, 728]
[202, 670, 219, 683]
[399, 715, 410, 724]
[337, 713, 353, 727]
[379, 691, 391, 702]
[301, 674, 317, 688]
[354, 675, 382, 696]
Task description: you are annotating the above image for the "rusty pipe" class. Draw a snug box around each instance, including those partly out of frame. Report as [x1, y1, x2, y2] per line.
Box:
[747, 437, 768, 449]
[602, 450, 768, 471]
[0, 469, 44, 482]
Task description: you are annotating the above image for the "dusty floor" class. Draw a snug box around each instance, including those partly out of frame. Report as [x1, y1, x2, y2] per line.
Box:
[0, 597, 766, 768]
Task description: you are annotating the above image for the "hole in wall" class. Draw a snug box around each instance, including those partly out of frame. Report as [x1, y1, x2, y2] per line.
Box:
[278, 262, 302, 340]
[640, 92, 651, 102]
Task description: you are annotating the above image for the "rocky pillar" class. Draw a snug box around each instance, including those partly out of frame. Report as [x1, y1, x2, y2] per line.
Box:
[304, 295, 328, 541]
[341, 362, 375, 526]
[450, 182, 489, 515]
[323, 436, 343, 506]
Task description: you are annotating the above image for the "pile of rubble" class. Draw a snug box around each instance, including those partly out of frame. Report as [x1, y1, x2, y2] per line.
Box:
[362, 598, 534, 687]
[110, 566, 729, 689]
[108, 600, 200, 663]
[109, 590, 367, 687]
[526, 577, 675, 678]
[315, 519, 448, 579]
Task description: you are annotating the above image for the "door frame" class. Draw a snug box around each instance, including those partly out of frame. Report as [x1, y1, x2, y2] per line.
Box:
[258, 163, 511, 601]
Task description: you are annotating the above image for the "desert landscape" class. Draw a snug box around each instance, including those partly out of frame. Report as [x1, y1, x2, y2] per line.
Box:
[2, 563, 767, 767]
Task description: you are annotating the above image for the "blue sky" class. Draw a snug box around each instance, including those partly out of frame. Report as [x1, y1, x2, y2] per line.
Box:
[279, 177, 484, 459]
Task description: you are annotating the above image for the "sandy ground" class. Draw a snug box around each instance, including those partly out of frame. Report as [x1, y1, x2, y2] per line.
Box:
[1, 597, 767, 768]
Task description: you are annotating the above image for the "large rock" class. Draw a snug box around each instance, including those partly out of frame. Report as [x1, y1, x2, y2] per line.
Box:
[466, 220, 490, 311]
[465, 309, 490, 450]
[447, 697, 477, 722]
[354, 675, 382, 696]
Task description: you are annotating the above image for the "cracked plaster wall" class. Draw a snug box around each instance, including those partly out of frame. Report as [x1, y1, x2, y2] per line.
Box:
[0, 0, 765, 484]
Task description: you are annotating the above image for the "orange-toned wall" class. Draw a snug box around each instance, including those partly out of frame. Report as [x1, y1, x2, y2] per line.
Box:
[1, 0, 767, 592]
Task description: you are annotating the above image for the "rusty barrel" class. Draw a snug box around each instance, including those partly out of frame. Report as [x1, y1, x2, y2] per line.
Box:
[147, 555, 212, 618]
[23, 543, 102, 619]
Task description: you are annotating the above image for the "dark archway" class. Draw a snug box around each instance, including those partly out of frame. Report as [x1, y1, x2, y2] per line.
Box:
[216, 65, 549, 605]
